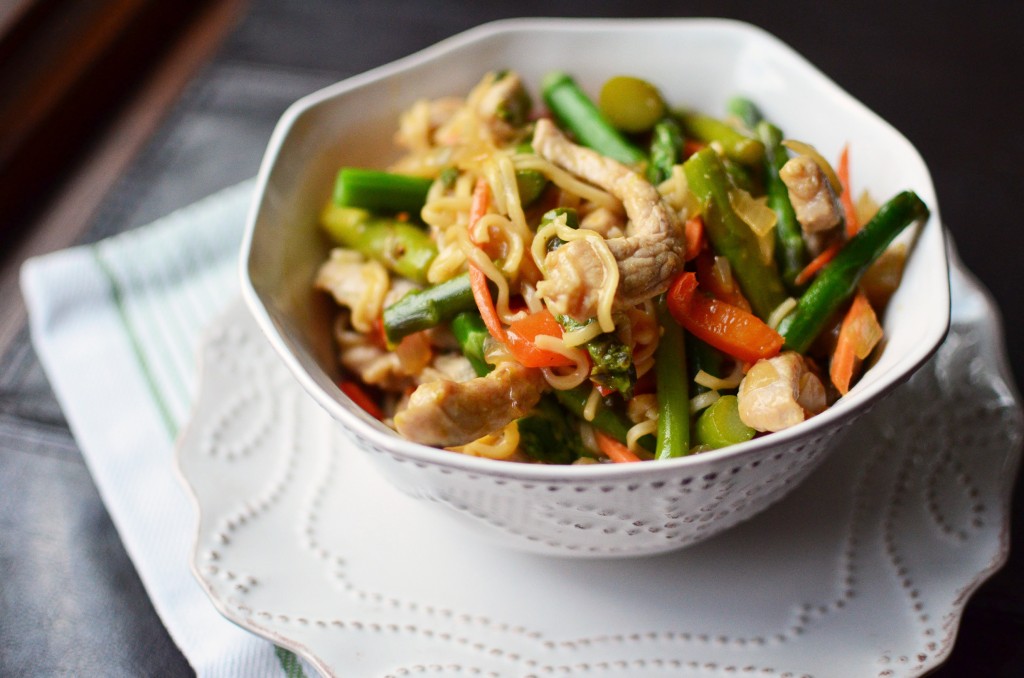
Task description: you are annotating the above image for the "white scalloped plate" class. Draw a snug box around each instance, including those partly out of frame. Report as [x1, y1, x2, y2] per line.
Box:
[177, 254, 1021, 678]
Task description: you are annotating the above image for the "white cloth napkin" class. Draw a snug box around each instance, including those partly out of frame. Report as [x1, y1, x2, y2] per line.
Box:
[21, 180, 315, 678]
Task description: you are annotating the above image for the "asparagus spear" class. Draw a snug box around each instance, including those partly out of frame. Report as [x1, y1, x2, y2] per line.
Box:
[647, 116, 684, 185]
[320, 204, 436, 284]
[682, 148, 788, 320]
[553, 387, 655, 454]
[451, 311, 492, 377]
[686, 336, 727, 396]
[757, 120, 810, 293]
[778, 190, 929, 353]
[541, 71, 647, 166]
[677, 110, 765, 166]
[382, 272, 478, 344]
[654, 297, 690, 459]
[726, 96, 764, 131]
[693, 395, 754, 449]
[333, 168, 433, 215]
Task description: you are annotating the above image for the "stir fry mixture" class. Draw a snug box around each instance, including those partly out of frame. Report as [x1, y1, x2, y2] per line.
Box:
[315, 71, 929, 463]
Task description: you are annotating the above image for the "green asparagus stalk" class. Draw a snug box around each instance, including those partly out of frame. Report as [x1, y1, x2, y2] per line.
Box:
[726, 96, 764, 131]
[686, 336, 727, 396]
[381, 272, 478, 344]
[654, 297, 690, 459]
[677, 110, 765, 166]
[333, 168, 433, 215]
[682, 148, 788, 320]
[757, 120, 810, 293]
[553, 387, 655, 454]
[778, 191, 929, 353]
[647, 116, 684, 185]
[541, 72, 647, 166]
[451, 311, 492, 377]
[693, 395, 754, 449]
[320, 204, 436, 284]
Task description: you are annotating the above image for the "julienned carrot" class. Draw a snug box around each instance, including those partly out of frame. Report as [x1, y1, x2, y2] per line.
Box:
[467, 179, 507, 342]
[793, 241, 842, 287]
[666, 271, 783, 364]
[339, 381, 384, 420]
[595, 430, 642, 463]
[830, 291, 883, 395]
[469, 266, 506, 341]
[837, 144, 860, 237]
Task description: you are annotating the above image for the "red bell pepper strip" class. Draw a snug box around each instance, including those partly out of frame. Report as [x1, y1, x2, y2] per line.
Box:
[339, 381, 384, 420]
[667, 271, 783, 364]
[505, 309, 576, 368]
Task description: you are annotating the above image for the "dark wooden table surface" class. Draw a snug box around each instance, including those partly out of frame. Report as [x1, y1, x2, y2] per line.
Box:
[2, 1, 1022, 676]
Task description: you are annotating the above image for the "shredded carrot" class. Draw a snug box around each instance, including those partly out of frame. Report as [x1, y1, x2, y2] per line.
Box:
[469, 266, 506, 342]
[794, 241, 842, 287]
[830, 291, 883, 395]
[466, 179, 507, 342]
[466, 178, 571, 367]
[595, 431, 641, 463]
[469, 177, 490, 234]
[837, 144, 860, 237]
[683, 216, 705, 261]
[339, 381, 384, 420]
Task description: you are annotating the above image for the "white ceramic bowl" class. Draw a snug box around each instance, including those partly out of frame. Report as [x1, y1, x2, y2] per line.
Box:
[240, 18, 949, 557]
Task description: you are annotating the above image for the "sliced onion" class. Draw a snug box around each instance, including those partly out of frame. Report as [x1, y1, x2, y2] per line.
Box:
[782, 139, 842, 194]
[712, 256, 734, 289]
[849, 302, 884, 360]
[730, 188, 777, 236]
[855, 189, 880, 226]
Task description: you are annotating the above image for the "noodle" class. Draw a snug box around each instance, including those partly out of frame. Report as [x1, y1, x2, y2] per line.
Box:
[513, 154, 621, 212]
[626, 419, 658, 452]
[449, 421, 520, 459]
[535, 335, 590, 390]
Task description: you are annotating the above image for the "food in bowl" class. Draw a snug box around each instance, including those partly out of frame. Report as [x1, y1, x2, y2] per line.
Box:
[312, 68, 930, 464]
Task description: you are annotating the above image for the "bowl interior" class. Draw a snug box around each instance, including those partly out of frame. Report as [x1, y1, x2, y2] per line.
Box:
[241, 18, 949, 471]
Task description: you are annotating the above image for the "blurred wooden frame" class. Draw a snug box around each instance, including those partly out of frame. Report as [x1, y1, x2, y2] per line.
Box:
[0, 0, 247, 355]
[0, 0, 231, 225]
